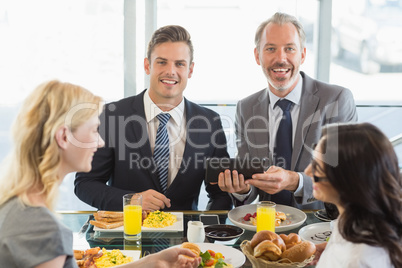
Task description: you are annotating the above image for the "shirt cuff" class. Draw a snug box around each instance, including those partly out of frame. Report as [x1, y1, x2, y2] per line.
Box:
[294, 172, 304, 197]
[231, 187, 252, 202]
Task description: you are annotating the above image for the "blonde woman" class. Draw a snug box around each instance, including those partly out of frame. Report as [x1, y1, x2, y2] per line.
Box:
[0, 80, 200, 268]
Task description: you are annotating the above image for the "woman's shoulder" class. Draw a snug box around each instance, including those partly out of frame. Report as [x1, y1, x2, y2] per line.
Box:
[0, 198, 62, 237]
[352, 243, 393, 267]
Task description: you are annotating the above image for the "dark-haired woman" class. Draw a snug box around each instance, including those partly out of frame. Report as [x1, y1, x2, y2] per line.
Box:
[305, 123, 402, 267]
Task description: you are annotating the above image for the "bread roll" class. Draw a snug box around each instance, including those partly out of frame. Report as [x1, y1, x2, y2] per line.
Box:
[181, 242, 201, 259]
[272, 237, 286, 252]
[281, 241, 316, 263]
[250, 230, 281, 249]
[279, 233, 302, 249]
[253, 240, 282, 261]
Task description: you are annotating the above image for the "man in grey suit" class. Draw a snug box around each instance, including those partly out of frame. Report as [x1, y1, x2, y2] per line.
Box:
[216, 12, 357, 209]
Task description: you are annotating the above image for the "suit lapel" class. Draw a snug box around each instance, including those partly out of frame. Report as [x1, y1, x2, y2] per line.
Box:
[292, 74, 319, 170]
[130, 90, 162, 192]
[251, 90, 270, 159]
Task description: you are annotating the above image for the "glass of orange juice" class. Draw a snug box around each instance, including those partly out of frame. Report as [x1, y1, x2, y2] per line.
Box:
[123, 193, 142, 241]
[256, 201, 276, 232]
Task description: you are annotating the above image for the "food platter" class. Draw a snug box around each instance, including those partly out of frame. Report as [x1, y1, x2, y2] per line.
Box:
[173, 243, 246, 268]
[228, 204, 306, 232]
[75, 249, 140, 268]
[93, 212, 183, 232]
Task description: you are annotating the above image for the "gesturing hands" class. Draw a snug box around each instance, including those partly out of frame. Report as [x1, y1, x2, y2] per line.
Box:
[138, 189, 171, 211]
[213, 165, 299, 195]
[246, 166, 299, 194]
[215, 169, 250, 194]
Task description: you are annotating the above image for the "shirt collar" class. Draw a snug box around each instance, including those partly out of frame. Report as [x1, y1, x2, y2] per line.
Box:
[268, 73, 303, 109]
[143, 89, 185, 126]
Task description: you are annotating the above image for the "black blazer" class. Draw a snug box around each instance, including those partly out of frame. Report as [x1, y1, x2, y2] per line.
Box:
[75, 90, 232, 211]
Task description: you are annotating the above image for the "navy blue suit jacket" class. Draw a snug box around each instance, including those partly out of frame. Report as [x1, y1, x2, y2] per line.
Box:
[74, 90, 232, 211]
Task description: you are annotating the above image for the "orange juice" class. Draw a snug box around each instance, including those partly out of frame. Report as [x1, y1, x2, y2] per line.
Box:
[124, 205, 142, 237]
[257, 203, 276, 232]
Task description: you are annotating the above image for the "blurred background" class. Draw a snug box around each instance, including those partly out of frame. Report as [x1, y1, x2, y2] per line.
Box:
[1, 0, 401, 211]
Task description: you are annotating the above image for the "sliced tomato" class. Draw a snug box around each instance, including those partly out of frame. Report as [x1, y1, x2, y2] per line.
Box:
[204, 259, 215, 266]
[207, 249, 215, 257]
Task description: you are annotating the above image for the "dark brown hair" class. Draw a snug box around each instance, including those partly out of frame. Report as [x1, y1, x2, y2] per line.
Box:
[146, 25, 194, 63]
[320, 123, 402, 267]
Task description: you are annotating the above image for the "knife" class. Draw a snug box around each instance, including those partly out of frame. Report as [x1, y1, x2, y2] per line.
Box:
[77, 215, 92, 238]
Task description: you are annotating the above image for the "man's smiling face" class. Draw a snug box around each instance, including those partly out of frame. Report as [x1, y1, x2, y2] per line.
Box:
[145, 41, 194, 108]
[254, 22, 306, 97]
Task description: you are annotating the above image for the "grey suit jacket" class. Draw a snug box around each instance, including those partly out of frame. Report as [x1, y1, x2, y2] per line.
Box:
[235, 72, 358, 209]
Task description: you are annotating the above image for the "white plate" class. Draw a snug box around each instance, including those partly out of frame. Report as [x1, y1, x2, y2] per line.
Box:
[314, 209, 332, 222]
[114, 250, 141, 267]
[174, 243, 246, 268]
[93, 212, 183, 232]
[228, 204, 307, 232]
[298, 222, 332, 244]
[76, 250, 141, 268]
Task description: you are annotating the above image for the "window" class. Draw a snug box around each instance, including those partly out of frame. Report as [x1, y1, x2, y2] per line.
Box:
[330, 0, 402, 103]
[1, 0, 124, 211]
[156, 0, 318, 103]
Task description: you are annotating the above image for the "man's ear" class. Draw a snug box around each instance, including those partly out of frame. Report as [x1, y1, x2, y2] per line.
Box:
[188, 62, 195, 78]
[144, 58, 151, 75]
[55, 126, 69, 149]
[254, 47, 261, 65]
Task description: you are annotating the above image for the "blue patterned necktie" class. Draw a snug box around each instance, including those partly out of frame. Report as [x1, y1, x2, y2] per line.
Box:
[272, 99, 293, 205]
[154, 113, 171, 193]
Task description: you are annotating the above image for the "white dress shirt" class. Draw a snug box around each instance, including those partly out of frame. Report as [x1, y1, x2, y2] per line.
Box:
[143, 90, 186, 187]
[317, 220, 393, 268]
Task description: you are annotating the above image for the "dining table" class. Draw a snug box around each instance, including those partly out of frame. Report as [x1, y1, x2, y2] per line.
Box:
[59, 209, 325, 268]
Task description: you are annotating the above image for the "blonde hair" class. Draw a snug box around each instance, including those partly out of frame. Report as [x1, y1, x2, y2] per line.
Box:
[0, 80, 103, 210]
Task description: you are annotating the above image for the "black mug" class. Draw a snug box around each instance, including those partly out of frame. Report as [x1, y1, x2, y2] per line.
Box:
[324, 202, 339, 220]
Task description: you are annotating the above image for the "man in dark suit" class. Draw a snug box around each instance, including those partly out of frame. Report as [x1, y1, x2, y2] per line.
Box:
[216, 12, 357, 209]
[75, 25, 232, 211]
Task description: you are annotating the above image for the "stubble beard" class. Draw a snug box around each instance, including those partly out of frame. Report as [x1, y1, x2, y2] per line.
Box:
[265, 65, 300, 92]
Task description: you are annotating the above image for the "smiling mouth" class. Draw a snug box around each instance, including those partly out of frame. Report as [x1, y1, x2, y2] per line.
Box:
[272, 68, 290, 74]
[160, 79, 178, 85]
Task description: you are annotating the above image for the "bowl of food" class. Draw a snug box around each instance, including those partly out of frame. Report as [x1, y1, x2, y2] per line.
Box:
[204, 224, 244, 241]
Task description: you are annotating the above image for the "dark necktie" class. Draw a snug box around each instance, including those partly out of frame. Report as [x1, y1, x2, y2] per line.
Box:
[154, 113, 171, 193]
[271, 99, 293, 205]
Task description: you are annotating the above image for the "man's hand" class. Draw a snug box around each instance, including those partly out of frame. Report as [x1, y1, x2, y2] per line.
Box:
[212, 169, 250, 194]
[138, 189, 171, 211]
[245, 166, 299, 194]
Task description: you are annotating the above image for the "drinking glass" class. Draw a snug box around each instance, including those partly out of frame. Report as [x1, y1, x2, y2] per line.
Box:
[123, 193, 142, 241]
[257, 201, 276, 232]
